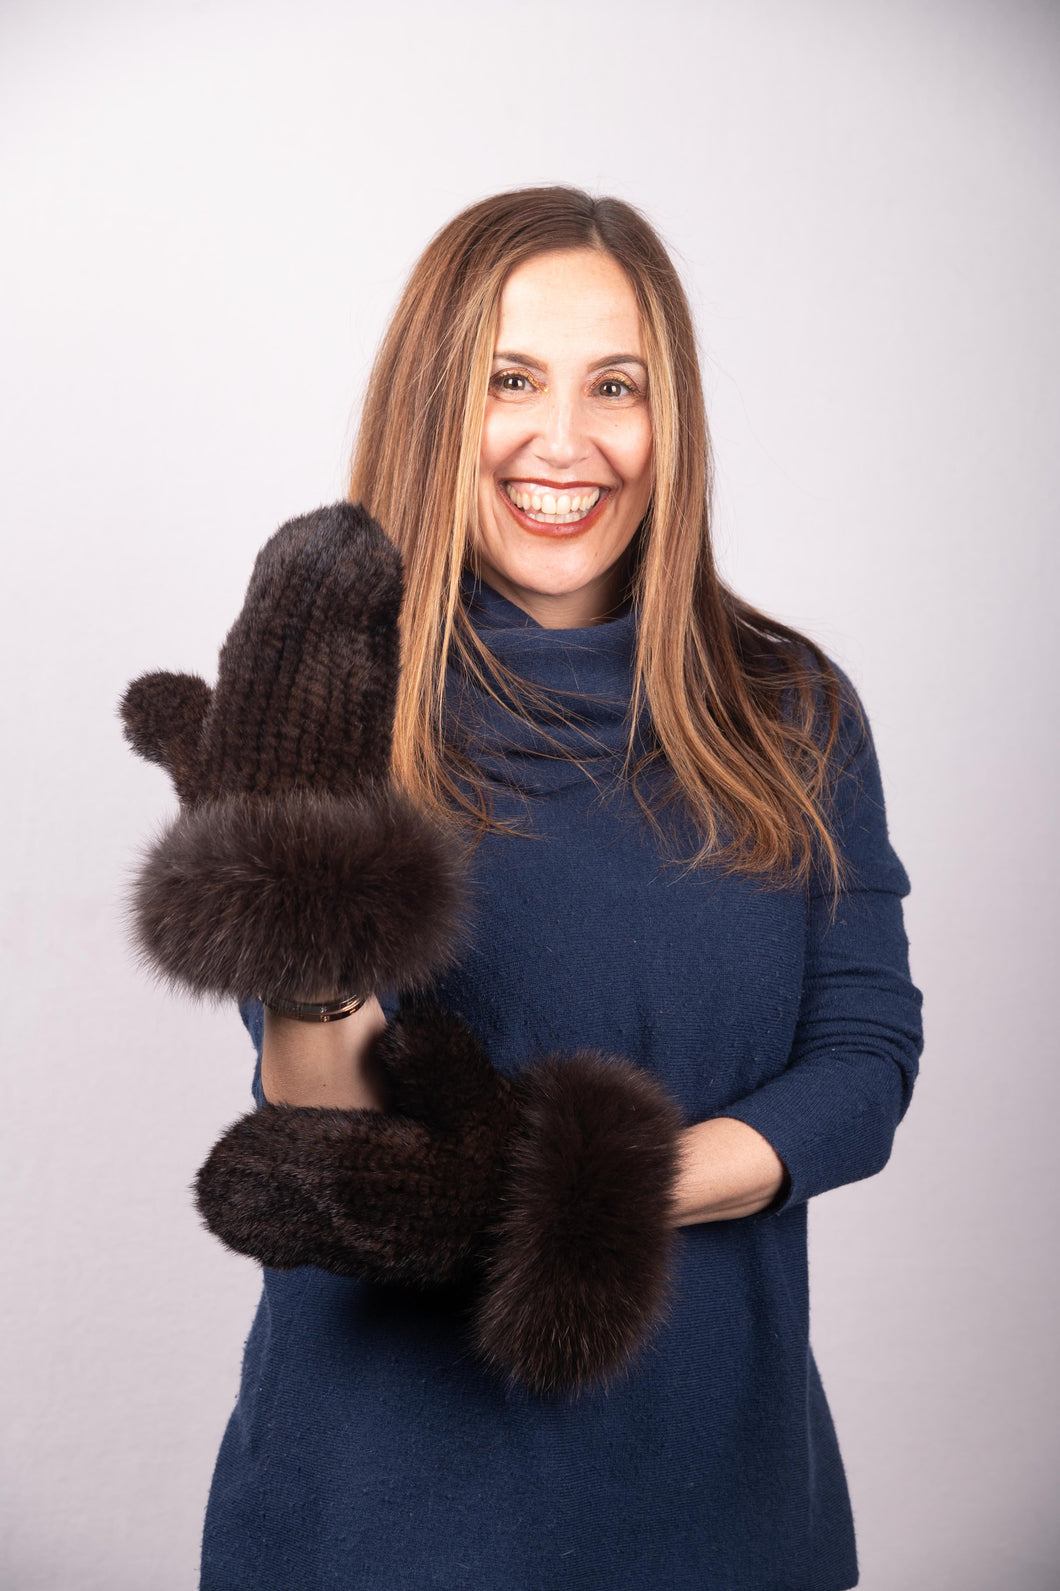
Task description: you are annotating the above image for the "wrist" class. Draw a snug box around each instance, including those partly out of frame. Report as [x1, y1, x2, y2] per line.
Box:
[261, 994, 389, 1109]
[671, 1118, 787, 1225]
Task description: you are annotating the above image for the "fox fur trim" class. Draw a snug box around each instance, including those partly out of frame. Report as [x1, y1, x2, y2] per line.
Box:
[129, 787, 467, 1002]
[473, 1051, 683, 1397]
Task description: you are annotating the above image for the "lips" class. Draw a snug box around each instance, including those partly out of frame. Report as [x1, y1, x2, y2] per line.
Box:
[500, 480, 612, 534]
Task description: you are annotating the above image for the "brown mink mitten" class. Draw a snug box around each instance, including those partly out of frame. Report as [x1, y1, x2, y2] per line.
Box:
[193, 1004, 685, 1396]
[119, 503, 465, 1003]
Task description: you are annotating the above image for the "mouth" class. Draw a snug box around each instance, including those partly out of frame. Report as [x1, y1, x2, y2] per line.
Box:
[499, 480, 611, 535]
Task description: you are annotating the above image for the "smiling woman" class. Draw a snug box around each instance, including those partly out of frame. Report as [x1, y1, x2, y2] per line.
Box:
[121, 186, 922, 1591]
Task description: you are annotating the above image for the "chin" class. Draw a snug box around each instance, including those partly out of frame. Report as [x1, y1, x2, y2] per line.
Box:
[495, 555, 609, 598]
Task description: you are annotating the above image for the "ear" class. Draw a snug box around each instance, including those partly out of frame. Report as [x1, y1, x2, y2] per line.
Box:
[119, 671, 211, 801]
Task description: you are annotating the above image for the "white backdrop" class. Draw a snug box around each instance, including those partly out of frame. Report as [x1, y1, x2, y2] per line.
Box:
[2, 2, 1058, 1587]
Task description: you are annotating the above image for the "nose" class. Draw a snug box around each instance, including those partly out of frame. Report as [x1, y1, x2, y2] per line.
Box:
[531, 388, 590, 471]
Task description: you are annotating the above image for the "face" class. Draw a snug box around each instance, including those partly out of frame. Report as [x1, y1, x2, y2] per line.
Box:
[473, 248, 653, 628]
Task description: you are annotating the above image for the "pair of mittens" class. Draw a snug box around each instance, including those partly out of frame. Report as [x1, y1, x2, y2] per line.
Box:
[193, 1002, 684, 1396]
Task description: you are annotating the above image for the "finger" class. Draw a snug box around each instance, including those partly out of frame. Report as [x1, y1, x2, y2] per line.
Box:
[119, 671, 211, 802]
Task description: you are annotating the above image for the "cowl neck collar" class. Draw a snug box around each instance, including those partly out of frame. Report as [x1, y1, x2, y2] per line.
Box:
[443, 570, 649, 795]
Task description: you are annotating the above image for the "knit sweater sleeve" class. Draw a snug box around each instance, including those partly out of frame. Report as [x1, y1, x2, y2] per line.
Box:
[717, 670, 924, 1214]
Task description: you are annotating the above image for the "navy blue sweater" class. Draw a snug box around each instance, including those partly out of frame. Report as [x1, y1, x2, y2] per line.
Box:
[200, 573, 923, 1590]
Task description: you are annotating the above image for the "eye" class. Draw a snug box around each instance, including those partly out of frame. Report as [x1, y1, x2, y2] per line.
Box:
[491, 370, 537, 394]
[594, 374, 640, 399]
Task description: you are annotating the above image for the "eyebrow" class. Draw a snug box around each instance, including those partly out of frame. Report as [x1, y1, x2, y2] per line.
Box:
[494, 349, 648, 372]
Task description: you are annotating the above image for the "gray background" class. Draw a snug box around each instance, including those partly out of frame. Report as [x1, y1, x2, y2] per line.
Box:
[2, 1, 1057, 1586]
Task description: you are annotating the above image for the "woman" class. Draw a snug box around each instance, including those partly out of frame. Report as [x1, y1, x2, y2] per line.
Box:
[121, 187, 923, 1589]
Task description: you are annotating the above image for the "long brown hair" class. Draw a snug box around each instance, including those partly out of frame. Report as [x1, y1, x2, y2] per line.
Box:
[349, 186, 850, 894]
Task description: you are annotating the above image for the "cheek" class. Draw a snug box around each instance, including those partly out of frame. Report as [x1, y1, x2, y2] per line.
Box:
[479, 407, 521, 477]
[610, 414, 653, 492]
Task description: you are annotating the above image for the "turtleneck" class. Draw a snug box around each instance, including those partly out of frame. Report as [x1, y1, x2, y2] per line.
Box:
[445, 569, 649, 795]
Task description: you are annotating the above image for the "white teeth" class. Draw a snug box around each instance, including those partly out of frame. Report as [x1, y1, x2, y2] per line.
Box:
[503, 484, 602, 524]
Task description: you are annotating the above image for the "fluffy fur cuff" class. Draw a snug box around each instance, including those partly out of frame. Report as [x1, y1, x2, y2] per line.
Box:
[131, 787, 467, 1001]
[474, 1053, 683, 1396]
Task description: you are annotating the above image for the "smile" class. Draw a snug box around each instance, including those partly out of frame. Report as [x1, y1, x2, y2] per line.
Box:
[502, 481, 606, 526]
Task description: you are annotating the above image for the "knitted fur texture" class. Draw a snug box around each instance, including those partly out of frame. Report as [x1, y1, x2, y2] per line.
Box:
[131, 787, 468, 1002]
[119, 503, 406, 802]
[194, 1003, 684, 1395]
[474, 1052, 684, 1396]
[120, 671, 212, 806]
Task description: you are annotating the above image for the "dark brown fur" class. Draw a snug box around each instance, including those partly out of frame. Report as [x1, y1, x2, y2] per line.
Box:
[120, 503, 405, 802]
[474, 1053, 683, 1396]
[120, 672, 212, 804]
[131, 788, 468, 1002]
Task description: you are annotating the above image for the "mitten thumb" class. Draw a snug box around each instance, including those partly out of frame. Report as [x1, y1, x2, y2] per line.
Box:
[120, 671, 211, 803]
[371, 1005, 516, 1132]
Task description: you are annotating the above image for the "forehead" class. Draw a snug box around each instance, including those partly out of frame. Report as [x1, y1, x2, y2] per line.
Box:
[495, 249, 642, 355]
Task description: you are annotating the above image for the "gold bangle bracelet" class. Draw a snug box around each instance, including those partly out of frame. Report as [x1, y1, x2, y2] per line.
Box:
[263, 993, 368, 1023]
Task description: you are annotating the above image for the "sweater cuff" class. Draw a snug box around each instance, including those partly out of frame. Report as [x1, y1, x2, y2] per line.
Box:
[714, 1050, 906, 1217]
